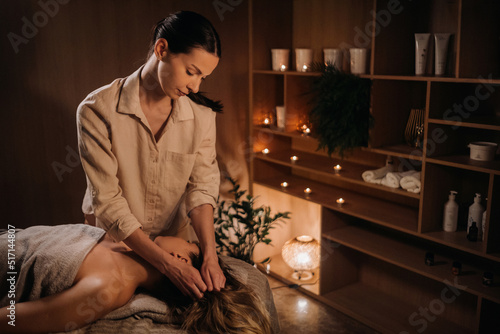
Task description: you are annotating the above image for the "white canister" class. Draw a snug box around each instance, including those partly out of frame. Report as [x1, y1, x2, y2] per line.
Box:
[468, 142, 498, 161]
[295, 48, 313, 72]
[349, 48, 368, 75]
[323, 48, 343, 70]
[275, 106, 286, 130]
[271, 49, 290, 71]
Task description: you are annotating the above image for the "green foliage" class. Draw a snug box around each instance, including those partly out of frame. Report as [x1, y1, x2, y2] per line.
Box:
[309, 63, 374, 158]
[214, 177, 291, 265]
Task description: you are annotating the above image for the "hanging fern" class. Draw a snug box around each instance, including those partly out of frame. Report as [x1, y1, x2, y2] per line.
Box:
[309, 63, 373, 158]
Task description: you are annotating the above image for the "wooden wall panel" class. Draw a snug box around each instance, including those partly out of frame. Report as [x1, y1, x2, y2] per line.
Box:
[0, 0, 249, 228]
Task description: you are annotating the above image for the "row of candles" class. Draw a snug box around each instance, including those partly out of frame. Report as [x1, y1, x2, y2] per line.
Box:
[261, 148, 345, 207]
[279, 181, 345, 207]
[261, 149, 342, 174]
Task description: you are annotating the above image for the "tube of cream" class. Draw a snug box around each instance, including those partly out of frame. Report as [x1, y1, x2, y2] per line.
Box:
[415, 33, 430, 76]
[434, 33, 451, 76]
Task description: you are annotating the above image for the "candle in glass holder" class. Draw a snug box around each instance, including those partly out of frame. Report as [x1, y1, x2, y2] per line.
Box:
[336, 198, 345, 207]
[334, 164, 342, 175]
[280, 64, 287, 71]
[263, 117, 271, 126]
[304, 188, 312, 197]
[262, 148, 270, 155]
[290, 156, 299, 163]
[280, 181, 289, 189]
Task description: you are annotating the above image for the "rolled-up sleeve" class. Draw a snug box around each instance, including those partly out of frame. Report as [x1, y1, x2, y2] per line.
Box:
[77, 101, 142, 242]
[185, 112, 220, 215]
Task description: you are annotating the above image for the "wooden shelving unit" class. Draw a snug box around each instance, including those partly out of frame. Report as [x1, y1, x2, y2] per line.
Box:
[248, 0, 500, 333]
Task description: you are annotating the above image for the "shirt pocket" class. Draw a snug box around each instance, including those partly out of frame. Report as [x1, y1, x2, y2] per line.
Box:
[161, 151, 196, 191]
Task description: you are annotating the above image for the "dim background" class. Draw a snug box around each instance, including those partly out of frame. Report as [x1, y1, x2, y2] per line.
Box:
[0, 0, 250, 228]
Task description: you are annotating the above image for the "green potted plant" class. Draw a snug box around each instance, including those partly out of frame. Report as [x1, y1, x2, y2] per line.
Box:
[309, 63, 373, 157]
[214, 177, 291, 264]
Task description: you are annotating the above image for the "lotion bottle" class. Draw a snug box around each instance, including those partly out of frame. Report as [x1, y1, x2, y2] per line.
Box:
[443, 190, 458, 232]
[467, 193, 484, 234]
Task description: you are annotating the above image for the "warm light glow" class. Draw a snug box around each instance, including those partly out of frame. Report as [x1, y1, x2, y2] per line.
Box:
[334, 164, 342, 174]
[336, 198, 345, 207]
[302, 64, 308, 72]
[263, 118, 271, 125]
[262, 148, 270, 155]
[280, 64, 287, 71]
[290, 155, 299, 163]
[281, 181, 288, 189]
[304, 188, 312, 196]
[282, 235, 320, 280]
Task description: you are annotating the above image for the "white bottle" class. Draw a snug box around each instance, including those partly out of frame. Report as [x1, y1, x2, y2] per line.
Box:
[467, 193, 485, 234]
[443, 191, 458, 232]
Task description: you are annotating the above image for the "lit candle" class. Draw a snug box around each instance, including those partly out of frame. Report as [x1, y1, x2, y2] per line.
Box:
[304, 188, 312, 197]
[280, 181, 289, 189]
[263, 118, 271, 126]
[334, 164, 342, 175]
[336, 198, 345, 207]
[262, 148, 270, 155]
[290, 156, 299, 163]
[280, 64, 287, 71]
[302, 64, 308, 72]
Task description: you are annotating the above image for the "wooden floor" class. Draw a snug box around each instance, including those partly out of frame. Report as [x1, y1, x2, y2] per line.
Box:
[267, 276, 379, 334]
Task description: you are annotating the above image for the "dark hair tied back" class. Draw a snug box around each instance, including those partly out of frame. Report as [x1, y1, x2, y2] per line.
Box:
[150, 11, 223, 112]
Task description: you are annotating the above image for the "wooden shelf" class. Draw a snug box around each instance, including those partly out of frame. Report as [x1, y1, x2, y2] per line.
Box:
[426, 156, 500, 175]
[253, 69, 321, 77]
[428, 117, 500, 132]
[254, 71, 500, 84]
[249, 1, 500, 332]
[322, 226, 500, 304]
[256, 254, 319, 296]
[364, 144, 423, 161]
[319, 283, 474, 334]
[255, 150, 420, 199]
[254, 172, 419, 233]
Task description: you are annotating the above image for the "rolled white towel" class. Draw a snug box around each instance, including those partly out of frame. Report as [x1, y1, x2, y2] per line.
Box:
[400, 171, 421, 193]
[381, 170, 416, 189]
[362, 165, 394, 184]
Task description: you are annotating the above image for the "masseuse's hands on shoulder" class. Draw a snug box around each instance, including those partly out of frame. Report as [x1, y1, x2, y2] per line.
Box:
[200, 252, 226, 292]
[163, 253, 207, 300]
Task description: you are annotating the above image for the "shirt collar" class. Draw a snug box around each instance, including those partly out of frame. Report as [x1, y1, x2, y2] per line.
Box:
[116, 66, 194, 122]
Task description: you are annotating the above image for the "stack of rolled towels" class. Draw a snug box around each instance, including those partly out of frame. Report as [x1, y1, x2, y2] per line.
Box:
[362, 165, 421, 193]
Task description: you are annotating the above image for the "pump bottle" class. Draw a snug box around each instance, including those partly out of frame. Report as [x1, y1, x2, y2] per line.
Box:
[468, 193, 485, 234]
[443, 190, 458, 232]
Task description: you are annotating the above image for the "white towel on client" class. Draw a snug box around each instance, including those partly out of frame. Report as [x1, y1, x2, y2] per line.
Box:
[400, 171, 421, 193]
[381, 170, 417, 189]
[362, 165, 394, 184]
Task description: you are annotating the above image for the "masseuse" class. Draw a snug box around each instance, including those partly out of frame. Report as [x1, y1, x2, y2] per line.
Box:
[77, 11, 224, 300]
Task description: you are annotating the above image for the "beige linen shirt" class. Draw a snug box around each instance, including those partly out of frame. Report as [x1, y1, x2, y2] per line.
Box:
[77, 67, 220, 242]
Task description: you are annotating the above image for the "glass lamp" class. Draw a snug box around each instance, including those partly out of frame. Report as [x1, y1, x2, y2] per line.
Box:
[281, 235, 320, 280]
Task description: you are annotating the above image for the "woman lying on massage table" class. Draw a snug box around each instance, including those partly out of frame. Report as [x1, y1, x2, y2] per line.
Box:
[0, 225, 271, 334]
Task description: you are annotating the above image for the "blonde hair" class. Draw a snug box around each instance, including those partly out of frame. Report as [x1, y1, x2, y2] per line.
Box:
[158, 256, 272, 334]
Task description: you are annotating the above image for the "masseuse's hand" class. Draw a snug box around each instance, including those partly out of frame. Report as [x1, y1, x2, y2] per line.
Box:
[164, 256, 207, 300]
[200, 253, 226, 292]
